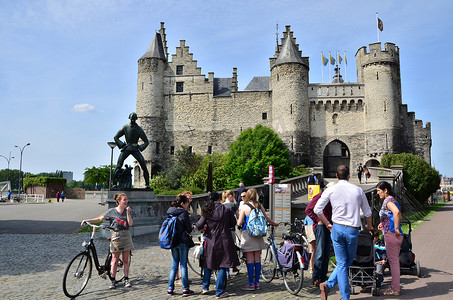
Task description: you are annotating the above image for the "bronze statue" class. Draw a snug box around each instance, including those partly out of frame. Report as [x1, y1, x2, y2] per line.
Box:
[113, 112, 150, 189]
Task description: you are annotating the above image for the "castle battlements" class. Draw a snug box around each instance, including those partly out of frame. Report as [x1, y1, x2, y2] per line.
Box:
[310, 99, 364, 111]
[356, 42, 399, 69]
[308, 83, 365, 98]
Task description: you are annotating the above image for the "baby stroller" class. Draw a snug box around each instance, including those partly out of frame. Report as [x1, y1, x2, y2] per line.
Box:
[348, 230, 380, 296]
[399, 219, 421, 277]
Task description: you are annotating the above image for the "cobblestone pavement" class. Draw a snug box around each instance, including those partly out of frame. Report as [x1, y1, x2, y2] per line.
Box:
[2, 202, 452, 299]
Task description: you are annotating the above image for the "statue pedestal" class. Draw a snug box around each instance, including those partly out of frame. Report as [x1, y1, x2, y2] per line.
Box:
[100, 189, 175, 237]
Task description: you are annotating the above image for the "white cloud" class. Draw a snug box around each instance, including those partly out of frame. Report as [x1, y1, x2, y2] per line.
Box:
[71, 103, 96, 113]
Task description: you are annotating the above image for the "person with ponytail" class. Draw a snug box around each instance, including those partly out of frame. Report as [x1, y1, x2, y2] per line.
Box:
[377, 181, 403, 296]
[196, 192, 240, 298]
[237, 188, 278, 291]
[166, 194, 194, 296]
[81, 193, 133, 289]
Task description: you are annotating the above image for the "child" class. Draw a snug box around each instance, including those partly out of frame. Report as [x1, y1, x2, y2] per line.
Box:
[373, 232, 387, 287]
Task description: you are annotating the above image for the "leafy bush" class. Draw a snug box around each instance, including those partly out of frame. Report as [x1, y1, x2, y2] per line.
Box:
[380, 153, 440, 204]
[23, 174, 66, 188]
[224, 124, 292, 187]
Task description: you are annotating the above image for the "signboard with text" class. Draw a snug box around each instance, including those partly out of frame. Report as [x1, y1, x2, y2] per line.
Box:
[274, 183, 291, 223]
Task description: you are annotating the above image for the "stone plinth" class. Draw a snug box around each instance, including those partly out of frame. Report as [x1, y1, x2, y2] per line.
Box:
[100, 189, 174, 237]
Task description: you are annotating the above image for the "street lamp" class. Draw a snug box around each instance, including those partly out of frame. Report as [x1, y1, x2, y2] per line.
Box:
[107, 142, 117, 191]
[0, 152, 14, 182]
[15, 143, 30, 196]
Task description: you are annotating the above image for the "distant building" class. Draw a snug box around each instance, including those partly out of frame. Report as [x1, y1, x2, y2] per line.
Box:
[62, 171, 73, 183]
[132, 22, 431, 186]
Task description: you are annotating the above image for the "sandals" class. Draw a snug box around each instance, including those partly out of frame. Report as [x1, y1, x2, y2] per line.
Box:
[380, 287, 400, 296]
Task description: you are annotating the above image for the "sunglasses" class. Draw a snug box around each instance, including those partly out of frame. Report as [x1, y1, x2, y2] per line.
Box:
[241, 195, 246, 198]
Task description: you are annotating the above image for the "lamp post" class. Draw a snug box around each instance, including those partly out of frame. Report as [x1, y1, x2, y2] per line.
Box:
[107, 142, 117, 191]
[0, 152, 14, 182]
[15, 143, 30, 197]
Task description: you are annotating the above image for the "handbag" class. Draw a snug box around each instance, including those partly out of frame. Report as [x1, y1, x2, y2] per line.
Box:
[186, 231, 195, 248]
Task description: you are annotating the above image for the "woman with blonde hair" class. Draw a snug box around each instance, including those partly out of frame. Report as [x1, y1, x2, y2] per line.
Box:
[81, 193, 134, 289]
[237, 189, 278, 291]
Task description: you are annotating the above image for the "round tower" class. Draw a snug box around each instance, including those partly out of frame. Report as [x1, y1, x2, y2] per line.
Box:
[135, 32, 167, 187]
[270, 27, 310, 165]
[356, 42, 402, 157]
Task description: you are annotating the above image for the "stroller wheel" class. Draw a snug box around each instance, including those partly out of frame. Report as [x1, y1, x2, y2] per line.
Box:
[416, 260, 421, 277]
[372, 287, 379, 296]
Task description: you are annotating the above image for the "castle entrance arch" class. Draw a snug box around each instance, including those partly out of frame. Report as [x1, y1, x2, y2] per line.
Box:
[323, 140, 350, 178]
[365, 159, 380, 167]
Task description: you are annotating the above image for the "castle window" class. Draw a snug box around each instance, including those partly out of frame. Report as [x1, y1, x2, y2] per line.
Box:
[188, 146, 193, 153]
[156, 142, 160, 154]
[141, 82, 144, 90]
[170, 146, 175, 155]
[176, 82, 184, 92]
[327, 87, 330, 96]
[207, 145, 212, 154]
[335, 87, 337, 96]
[176, 65, 183, 75]
[290, 104, 293, 114]
[374, 50, 377, 57]
[262, 112, 268, 120]
[384, 101, 387, 112]
[277, 74, 279, 81]
[376, 72, 379, 80]
[333, 113, 338, 124]
[351, 86, 353, 95]
[319, 87, 322, 96]
[342, 87, 345, 96]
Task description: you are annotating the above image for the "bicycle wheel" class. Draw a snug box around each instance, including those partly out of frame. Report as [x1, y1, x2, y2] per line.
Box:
[106, 252, 130, 282]
[261, 243, 276, 282]
[188, 244, 202, 276]
[283, 251, 304, 295]
[63, 252, 92, 298]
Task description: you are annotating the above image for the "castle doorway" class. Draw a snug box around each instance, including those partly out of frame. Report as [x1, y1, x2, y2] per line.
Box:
[365, 159, 380, 167]
[323, 140, 350, 178]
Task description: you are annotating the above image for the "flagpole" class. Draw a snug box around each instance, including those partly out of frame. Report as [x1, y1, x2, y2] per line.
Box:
[321, 51, 324, 83]
[344, 51, 348, 82]
[376, 12, 380, 42]
[329, 51, 331, 83]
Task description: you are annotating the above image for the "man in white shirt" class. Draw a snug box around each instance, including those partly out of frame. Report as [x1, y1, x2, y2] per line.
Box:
[314, 165, 373, 300]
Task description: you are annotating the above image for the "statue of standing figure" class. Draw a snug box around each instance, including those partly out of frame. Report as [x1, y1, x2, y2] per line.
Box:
[112, 112, 150, 189]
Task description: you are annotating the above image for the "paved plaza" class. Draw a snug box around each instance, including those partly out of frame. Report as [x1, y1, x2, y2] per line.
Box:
[1, 199, 452, 299]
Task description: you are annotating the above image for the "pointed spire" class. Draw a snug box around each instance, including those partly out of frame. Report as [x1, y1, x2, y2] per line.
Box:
[274, 35, 304, 66]
[140, 32, 166, 61]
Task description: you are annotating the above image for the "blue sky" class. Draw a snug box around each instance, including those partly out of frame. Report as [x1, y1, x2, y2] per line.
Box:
[0, 0, 452, 180]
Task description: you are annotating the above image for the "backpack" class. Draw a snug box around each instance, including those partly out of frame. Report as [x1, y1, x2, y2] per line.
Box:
[245, 203, 268, 237]
[158, 214, 179, 249]
[357, 166, 363, 173]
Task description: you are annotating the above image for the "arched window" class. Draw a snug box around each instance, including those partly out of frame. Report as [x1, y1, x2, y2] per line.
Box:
[332, 113, 338, 124]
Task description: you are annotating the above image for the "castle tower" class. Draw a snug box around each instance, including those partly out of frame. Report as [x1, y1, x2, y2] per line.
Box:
[135, 32, 167, 187]
[356, 42, 402, 158]
[270, 26, 310, 164]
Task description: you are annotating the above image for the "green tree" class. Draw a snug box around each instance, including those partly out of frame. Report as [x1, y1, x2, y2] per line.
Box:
[183, 153, 229, 191]
[0, 169, 22, 190]
[380, 153, 440, 204]
[224, 124, 292, 186]
[23, 174, 66, 188]
[83, 165, 112, 190]
[66, 180, 85, 189]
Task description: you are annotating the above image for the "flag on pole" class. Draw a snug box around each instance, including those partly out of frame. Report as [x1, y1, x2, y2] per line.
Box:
[338, 55, 343, 64]
[330, 54, 336, 65]
[322, 54, 328, 66]
[378, 18, 383, 31]
[345, 53, 348, 65]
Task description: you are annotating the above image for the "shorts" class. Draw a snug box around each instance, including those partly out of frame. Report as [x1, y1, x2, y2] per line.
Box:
[305, 225, 316, 243]
[110, 230, 134, 253]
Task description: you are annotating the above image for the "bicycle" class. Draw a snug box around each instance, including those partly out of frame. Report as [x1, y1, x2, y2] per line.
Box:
[260, 222, 309, 295]
[62, 222, 130, 298]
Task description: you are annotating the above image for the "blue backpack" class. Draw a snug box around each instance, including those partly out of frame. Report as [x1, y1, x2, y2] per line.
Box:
[158, 214, 178, 249]
[245, 203, 268, 237]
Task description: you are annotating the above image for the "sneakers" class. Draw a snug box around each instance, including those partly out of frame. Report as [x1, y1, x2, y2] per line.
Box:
[109, 280, 116, 289]
[182, 289, 195, 297]
[216, 292, 229, 299]
[124, 279, 132, 288]
[167, 290, 174, 296]
[254, 283, 261, 290]
[241, 284, 255, 291]
[201, 289, 209, 295]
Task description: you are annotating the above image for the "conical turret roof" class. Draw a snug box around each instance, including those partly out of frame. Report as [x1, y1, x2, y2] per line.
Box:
[140, 32, 166, 61]
[274, 35, 304, 66]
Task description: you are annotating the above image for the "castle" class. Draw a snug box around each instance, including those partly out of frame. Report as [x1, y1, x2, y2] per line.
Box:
[133, 22, 431, 185]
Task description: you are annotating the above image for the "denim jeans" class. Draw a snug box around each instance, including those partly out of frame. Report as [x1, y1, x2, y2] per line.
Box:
[168, 244, 189, 291]
[202, 267, 227, 296]
[312, 224, 331, 282]
[325, 224, 359, 300]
